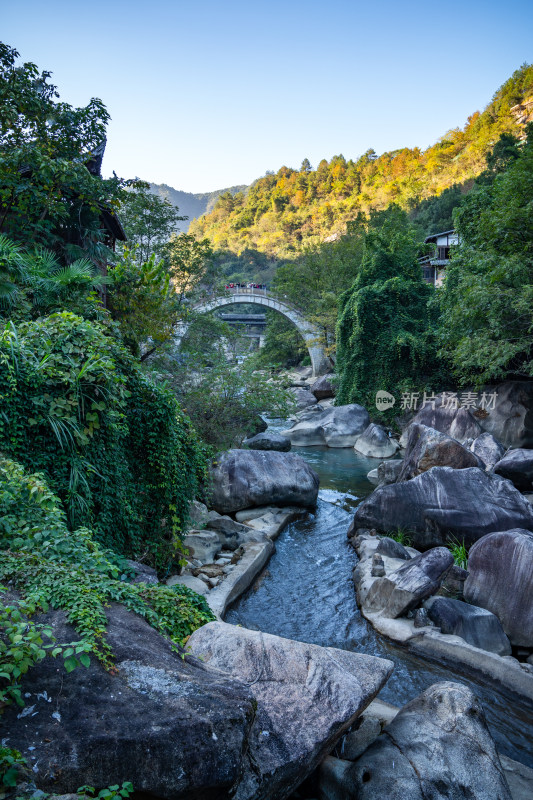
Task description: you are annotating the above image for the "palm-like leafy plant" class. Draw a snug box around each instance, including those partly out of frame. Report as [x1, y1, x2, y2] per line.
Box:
[0, 235, 29, 306]
[0, 234, 107, 316]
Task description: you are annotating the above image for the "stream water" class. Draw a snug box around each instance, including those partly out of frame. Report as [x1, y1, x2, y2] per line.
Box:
[226, 438, 533, 767]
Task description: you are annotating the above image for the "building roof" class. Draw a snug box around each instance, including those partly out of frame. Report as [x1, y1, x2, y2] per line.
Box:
[424, 229, 456, 243]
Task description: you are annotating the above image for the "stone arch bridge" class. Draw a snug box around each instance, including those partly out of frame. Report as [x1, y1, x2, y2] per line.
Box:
[189, 287, 330, 376]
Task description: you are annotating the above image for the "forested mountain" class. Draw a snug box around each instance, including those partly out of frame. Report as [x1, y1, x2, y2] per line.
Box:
[189, 65, 533, 256]
[148, 182, 248, 231]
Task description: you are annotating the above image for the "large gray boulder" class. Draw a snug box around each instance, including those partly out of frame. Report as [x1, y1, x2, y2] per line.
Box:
[471, 431, 505, 470]
[243, 431, 291, 452]
[398, 423, 481, 481]
[364, 547, 453, 618]
[319, 682, 511, 800]
[400, 397, 482, 446]
[464, 528, 533, 646]
[478, 381, 533, 448]
[4, 602, 255, 799]
[208, 449, 319, 514]
[187, 622, 393, 800]
[311, 373, 336, 400]
[354, 423, 399, 459]
[494, 448, 533, 490]
[282, 404, 370, 448]
[290, 387, 318, 410]
[353, 466, 533, 549]
[425, 596, 511, 655]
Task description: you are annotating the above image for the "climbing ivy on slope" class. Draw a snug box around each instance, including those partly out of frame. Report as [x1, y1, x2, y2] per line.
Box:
[0, 459, 215, 681]
[0, 312, 208, 561]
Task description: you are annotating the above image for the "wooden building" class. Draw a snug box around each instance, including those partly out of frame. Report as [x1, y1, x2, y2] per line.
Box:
[419, 229, 459, 286]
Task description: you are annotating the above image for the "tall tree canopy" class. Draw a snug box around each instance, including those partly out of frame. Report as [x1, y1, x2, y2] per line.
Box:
[438, 125, 533, 385]
[0, 42, 131, 263]
[336, 207, 440, 409]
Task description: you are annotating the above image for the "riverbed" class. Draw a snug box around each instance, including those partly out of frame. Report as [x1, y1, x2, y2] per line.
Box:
[226, 440, 533, 766]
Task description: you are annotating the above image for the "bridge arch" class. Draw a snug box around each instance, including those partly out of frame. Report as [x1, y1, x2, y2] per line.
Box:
[189, 288, 330, 377]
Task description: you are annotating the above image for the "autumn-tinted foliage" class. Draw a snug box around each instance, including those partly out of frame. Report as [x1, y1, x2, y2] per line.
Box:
[191, 65, 533, 257]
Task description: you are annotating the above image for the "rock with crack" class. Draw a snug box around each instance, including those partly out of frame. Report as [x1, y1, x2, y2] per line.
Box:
[354, 424, 399, 459]
[397, 423, 481, 481]
[425, 596, 511, 655]
[187, 621, 394, 800]
[204, 514, 259, 550]
[208, 449, 319, 514]
[364, 547, 453, 618]
[3, 602, 256, 799]
[464, 528, 533, 647]
[318, 682, 512, 800]
[352, 466, 533, 549]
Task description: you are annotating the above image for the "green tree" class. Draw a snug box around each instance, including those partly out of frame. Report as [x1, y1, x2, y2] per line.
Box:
[336, 207, 440, 408]
[118, 183, 186, 264]
[147, 315, 294, 450]
[107, 247, 178, 358]
[0, 42, 131, 263]
[438, 126, 533, 384]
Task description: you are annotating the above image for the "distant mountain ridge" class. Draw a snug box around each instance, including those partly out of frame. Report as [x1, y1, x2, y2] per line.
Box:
[148, 182, 248, 232]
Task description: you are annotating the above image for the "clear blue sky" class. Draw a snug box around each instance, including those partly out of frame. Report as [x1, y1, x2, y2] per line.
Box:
[3, 0, 533, 193]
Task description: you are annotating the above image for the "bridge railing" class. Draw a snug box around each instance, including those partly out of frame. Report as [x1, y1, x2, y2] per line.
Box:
[224, 286, 268, 297]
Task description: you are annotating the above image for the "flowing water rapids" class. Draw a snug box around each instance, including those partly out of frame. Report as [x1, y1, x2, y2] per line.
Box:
[226, 440, 533, 766]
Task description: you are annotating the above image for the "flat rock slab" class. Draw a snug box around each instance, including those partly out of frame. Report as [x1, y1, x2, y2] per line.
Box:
[464, 528, 533, 646]
[208, 449, 319, 515]
[353, 466, 533, 549]
[188, 622, 393, 800]
[425, 596, 511, 655]
[320, 681, 511, 800]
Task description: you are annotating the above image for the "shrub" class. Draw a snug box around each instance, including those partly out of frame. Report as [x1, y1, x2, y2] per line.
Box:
[0, 459, 215, 673]
[0, 312, 207, 561]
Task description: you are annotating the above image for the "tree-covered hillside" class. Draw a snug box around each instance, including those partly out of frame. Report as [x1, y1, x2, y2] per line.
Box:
[190, 65, 533, 256]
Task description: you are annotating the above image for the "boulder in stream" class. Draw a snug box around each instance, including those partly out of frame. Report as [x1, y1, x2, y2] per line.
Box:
[282, 404, 370, 447]
[319, 682, 512, 800]
[243, 431, 291, 451]
[425, 596, 511, 655]
[364, 547, 453, 618]
[353, 466, 533, 549]
[187, 621, 394, 800]
[208, 449, 319, 514]
[397, 423, 481, 481]
[464, 528, 533, 647]
[354, 423, 399, 459]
